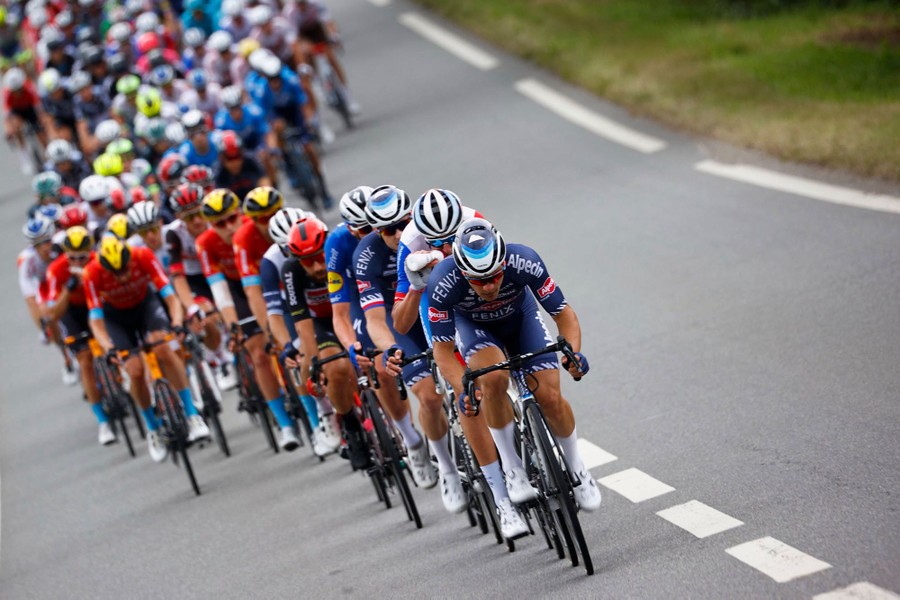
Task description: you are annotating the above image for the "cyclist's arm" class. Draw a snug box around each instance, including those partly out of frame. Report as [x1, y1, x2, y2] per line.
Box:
[89, 313, 114, 353]
[171, 274, 194, 312]
[551, 304, 582, 354]
[198, 242, 238, 327]
[331, 301, 356, 350]
[390, 241, 420, 335]
[295, 318, 317, 375]
[262, 256, 291, 349]
[361, 306, 395, 352]
[24, 295, 43, 330]
[433, 340, 465, 396]
[244, 284, 269, 336]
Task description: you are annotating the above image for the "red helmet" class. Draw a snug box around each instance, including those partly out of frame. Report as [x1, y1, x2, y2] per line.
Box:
[158, 154, 188, 188]
[181, 164, 215, 191]
[58, 203, 88, 229]
[129, 186, 150, 205]
[106, 187, 132, 213]
[168, 182, 204, 214]
[217, 130, 242, 160]
[287, 217, 328, 257]
[137, 31, 161, 55]
[58, 186, 81, 206]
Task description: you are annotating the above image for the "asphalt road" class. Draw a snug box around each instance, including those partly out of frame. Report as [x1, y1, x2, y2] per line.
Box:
[2, 1, 899, 598]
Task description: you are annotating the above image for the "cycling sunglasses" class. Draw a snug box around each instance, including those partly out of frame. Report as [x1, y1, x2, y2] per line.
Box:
[465, 267, 505, 287]
[426, 234, 455, 248]
[349, 224, 372, 236]
[299, 251, 325, 267]
[179, 209, 204, 222]
[68, 253, 90, 262]
[377, 219, 410, 237]
[212, 213, 240, 228]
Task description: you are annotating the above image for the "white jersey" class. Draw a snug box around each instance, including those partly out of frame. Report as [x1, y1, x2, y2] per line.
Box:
[179, 84, 223, 117]
[163, 219, 203, 277]
[398, 205, 480, 254]
[17, 246, 51, 300]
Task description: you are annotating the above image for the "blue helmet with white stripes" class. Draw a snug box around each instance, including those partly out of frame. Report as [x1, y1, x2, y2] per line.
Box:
[452, 217, 506, 278]
[365, 185, 412, 229]
[22, 216, 55, 245]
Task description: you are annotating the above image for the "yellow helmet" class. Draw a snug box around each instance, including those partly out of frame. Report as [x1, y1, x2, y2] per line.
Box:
[106, 213, 133, 240]
[63, 226, 94, 253]
[201, 188, 241, 221]
[243, 186, 284, 218]
[93, 152, 123, 177]
[98, 234, 132, 273]
[237, 38, 261, 59]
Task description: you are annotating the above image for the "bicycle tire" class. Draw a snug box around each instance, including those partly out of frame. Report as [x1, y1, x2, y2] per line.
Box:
[283, 139, 319, 205]
[237, 348, 279, 453]
[364, 392, 422, 528]
[526, 402, 593, 575]
[521, 417, 566, 559]
[359, 391, 391, 507]
[195, 359, 230, 457]
[94, 359, 136, 458]
[330, 75, 353, 129]
[155, 379, 201, 496]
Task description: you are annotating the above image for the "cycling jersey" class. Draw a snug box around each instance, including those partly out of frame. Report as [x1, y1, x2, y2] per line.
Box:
[17, 246, 53, 300]
[220, 16, 252, 43]
[177, 135, 219, 169]
[41, 92, 76, 126]
[45, 253, 94, 308]
[196, 226, 242, 283]
[232, 218, 271, 288]
[202, 51, 234, 87]
[83, 246, 173, 315]
[179, 86, 222, 116]
[213, 104, 269, 151]
[325, 223, 372, 348]
[247, 67, 308, 128]
[261, 243, 290, 317]
[73, 89, 110, 129]
[251, 19, 296, 63]
[164, 220, 204, 278]
[4, 82, 40, 112]
[214, 154, 265, 200]
[281, 256, 332, 321]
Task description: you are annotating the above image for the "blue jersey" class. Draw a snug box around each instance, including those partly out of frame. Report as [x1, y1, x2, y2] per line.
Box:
[247, 66, 307, 126]
[177, 135, 219, 168]
[352, 232, 399, 313]
[426, 243, 567, 344]
[325, 224, 360, 305]
[214, 104, 269, 151]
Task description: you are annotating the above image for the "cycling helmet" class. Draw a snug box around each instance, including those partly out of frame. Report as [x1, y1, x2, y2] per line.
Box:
[98, 234, 131, 272]
[37, 68, 61, 94]
[260, 54, 282, 78]
[106, 213, 132, 240]
[201, 188, 241, 220]
[115, 74, 140, 96]
[157, 154, 188, 187]
[63, 226, 93, 253]
[145, 48, 167, 70]
[135, 11, 159, 35]
[365, 185, 412, 229]
[107, 53, 129, 77]
[413, 188, 463, 241]
[186, 69, 208, 91]
[220, 85, 243, 109]
[268, 207, 309, 246]
[183, 27, 205, 49]
[79, 174, 109, 203]
[243, 186, 284, 218]
[55, 9, 73, 28]
[94, 119, 121, 144]
[216, 129, 242, 159]
[247, 48, 272, 73]
[59, 204, 88, 229]
[124, 0, 144, 19]
[107, 138, 134, 157]
[46, 139, 74, 164]
[181, 108, 205, 131]
[207, 30, 233, 54]
[32, 171, 63, 198]
[58, 187, 80, 206]
[136, 87, 162, 117]
[128, 186, 150, 206]
[4, 68, 26, 91]
[106, 187, 131, 213]
[339, 185, 373, 228]
[93, 152, 123, 177]
[248, 5, 272, 26]
[43, 27, 66, 51]
[237, 37, 260, 59]
[26, 6, 48, 29]
[141, 117, 168, 143]
[169, 183, 204, 214]
[23, 216, 55, 244]
[66, 70, 92, 94]
[81, 45, 104, 67]
[222, 0, 245, 17]
[181, 164, 214, 189]
[36, 203, 64, 224]
[287, 217, 328, 258]
[127, 201, 159, 232]
[108, 21, 132, 44]
[148, 64, 175, 87]
[451, 218, 507, 278]
[165, 122, 186, 144]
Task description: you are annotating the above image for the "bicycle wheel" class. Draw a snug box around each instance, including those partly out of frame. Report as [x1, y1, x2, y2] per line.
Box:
[359, 393, 391, 508]
[526, 403, 593, 575]
[236, 348, 278, 453]
[195, 359, 230, 457]
[94, 360, 136, 458]
[520, 419, 566, 559]
[155, 379, 201, 496]
[329, 74, 353, 129]
[364, 392, 422, 529]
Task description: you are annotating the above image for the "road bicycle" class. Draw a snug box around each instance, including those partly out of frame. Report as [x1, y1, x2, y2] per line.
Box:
[462, 336, 594, 575]
[182, 331, 230, 457]
[231, 322, 279, 454]
[307, 42, 354, 130]
[279, 127, 330, 212]
[268, 342, 322, 460]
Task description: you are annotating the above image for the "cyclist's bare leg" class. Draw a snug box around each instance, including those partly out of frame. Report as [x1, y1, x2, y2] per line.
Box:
[76, 348, 100, 404]
[320, 346, 355, 414]
[468, 345, 515, 429]
[123, 355, 151, 409]
[373, 359, 408, 421]
[149, 332, 191, 391]
[411, 378, 448, 442]
[245, 333, 282, 400]
[458, 409, 499, 467]
[529, 368, 575, 438]
[324, 46, 347, 85]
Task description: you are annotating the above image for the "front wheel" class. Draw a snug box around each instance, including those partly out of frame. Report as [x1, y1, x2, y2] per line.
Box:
[154, 379, 201, 496]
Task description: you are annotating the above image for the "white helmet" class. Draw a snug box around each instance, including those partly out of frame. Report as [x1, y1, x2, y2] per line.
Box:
[165, 122, 186, 144]
[220, 85, 243, 108]
[339, 186, 373, 228]
[268, 207, 310, 246]
[37, 68, 61, 94]
[207, 30, 233, 53]
[127, 201, 159, 232]
[94, 119, 122, 144]
[183, 27, 205, 49]
[247, 48, 272, 72]
[259, 54, 282, 78]
[108, 22, 132, 44]
[365, 185, 412, 229]
[221, 0, 244, 17]
[135, 11, 159, 34]
[413, 188, 464, 241]
[452, 218, 507, 278]
[47, 138, 74, 164]
[78, 174, 110, 203]
[3, 68, 26, 92]
[248, 5, 271, 26]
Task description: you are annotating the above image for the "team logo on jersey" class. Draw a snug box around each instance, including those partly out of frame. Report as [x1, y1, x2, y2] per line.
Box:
[537, 277, 556, 299]
[357, 280, 372, 293]
[428, 306, 449, 322]
[327, 272, 344, 294]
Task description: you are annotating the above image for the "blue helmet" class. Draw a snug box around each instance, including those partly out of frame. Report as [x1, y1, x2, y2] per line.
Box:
[451, 217, 506, 278]
[186, 69, 208, 91]
[364, 185, 412, 229]
[22, 216, 55, 244]
[36, 203, 64, 224]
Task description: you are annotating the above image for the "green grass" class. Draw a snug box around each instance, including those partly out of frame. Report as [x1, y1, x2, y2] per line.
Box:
[412, 0, 900, 181]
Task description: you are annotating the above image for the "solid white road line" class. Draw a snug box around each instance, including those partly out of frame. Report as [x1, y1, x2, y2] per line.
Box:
[814, 582, 900, 600]
[695, 160, 900, 215]
[598, 467, 675, 503]
[656, 500, 744, 539]
[515, 78, 667, 154]
[725, 536, 831, 583]
[577, 439, 617, 470]
[368, 0, 391, 6]
[399, 13, 499, 71]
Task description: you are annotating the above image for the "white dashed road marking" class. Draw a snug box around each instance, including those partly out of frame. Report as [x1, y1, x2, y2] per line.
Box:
[695, 160, 900, 215]
[577, 439, 617, 469]
[814, 582, 900, 600]
[368, 0, 391, 6]
[725, 536, 831, 583]
[399, 13, 499, 71]
[515, 78, 667, 154]
[598, 467, 675, 503]
[656, 500, 744, 538]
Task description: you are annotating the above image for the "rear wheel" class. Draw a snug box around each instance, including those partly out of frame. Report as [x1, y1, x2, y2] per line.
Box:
[195, 360, 230, 457]
[155, 379, 201, 496]
[94, 360, 136, 458]
[237, 348, 278, 454]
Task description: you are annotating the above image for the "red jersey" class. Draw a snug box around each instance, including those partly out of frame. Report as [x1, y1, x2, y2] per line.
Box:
[83, 246, 170, 311]
[45, 253, 95, 307]
[232, 219, 272, 285]
[4, 81, 40, 112]
[197, 227, 241, 282]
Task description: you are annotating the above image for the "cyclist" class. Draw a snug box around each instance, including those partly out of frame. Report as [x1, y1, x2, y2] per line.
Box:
[44, 226, 116, 446]
[202, 30, 236, 87]
[180, 69, 221, 116]
[3, 67, 46, 174]
[83, 235, 210, 462]
[37, 68, 77, 143]
[78, 174, 112, 235]
[176, 109, 219, 169]
[214, 130, 271, 200]
[45, 138, 91, 190]
[196, 188, 300, 451]
[354, 185, 454, 491]
[426, 218, 603, 519]
[214, 86, 277, 184]
[69, 70, 110, 157]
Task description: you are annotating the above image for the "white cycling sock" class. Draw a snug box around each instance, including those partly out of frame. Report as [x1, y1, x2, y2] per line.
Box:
[480, 460, 509, 502]
[316, 394, 333, 416]
[555, 427, 586, 474]
[429, 432, 455, 476]
[392, 412, 422, 449]
[488, 421, 523, 473]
